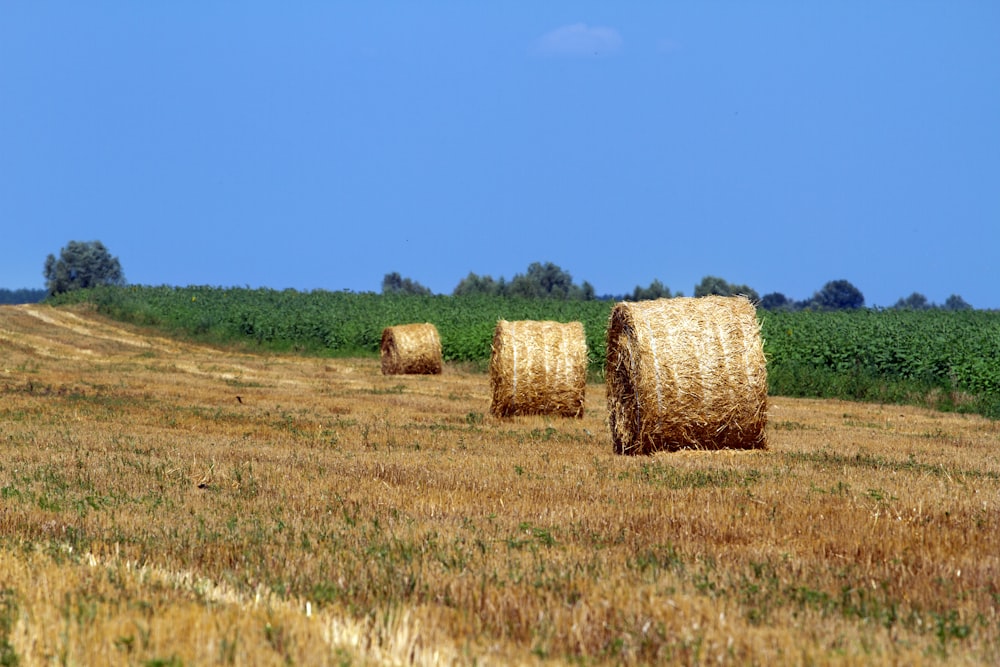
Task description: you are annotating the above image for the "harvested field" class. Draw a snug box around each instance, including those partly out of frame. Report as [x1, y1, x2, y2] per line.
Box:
[1, 304, 998, 665]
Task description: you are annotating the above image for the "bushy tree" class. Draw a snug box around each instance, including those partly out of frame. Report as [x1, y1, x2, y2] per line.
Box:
[574, 280, 596, 301]
[893, 292, 930, 310]
[810, 279, 864, 310]
[44, 240, 125, 296]
[453, 272, 504, 297]
[381, 272, 432, 296]
[626, 279, 673, 301]
[508, 262, 575, 299]
[759, 292, 792, 311]
[455, 262, 594, 300]
[693, 276, 759, 302]
[943, 294, 972, 311]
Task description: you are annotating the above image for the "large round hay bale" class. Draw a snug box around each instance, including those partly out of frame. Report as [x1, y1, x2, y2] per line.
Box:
[489, 320, 588, 418]
[380, 323, 443, 375]
[605, 296, 768, 454]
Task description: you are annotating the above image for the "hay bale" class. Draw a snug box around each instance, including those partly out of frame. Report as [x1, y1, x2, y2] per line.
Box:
[489, 320, 588, 418]
[380, 323, 443, 375]
[605, 296, 767, 454]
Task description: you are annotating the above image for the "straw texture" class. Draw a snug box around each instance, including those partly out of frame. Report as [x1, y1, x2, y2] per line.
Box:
[605, 296, 768, 454]
[380, 323, 443, 375]
[489, 320, 588, 418]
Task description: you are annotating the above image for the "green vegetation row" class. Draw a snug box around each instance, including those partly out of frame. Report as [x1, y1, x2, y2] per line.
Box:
[52, 285, 614, 366]
[763, 309, 1000, 417]
[50, 285, 1000, 418]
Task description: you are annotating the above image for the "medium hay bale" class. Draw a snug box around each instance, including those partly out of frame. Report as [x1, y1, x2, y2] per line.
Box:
[380, 323, 443, 375]
[605, 296, 768, 454]
[489, 320, 588, 418]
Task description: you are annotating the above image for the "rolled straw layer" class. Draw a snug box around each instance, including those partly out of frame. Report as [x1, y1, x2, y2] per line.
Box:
[605, 296, 767, 454]
[489, 320, 587, 418]
[380, 323, 443, 375]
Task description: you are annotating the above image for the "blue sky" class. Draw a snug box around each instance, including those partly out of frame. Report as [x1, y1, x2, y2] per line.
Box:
[2, 3, 998, 307]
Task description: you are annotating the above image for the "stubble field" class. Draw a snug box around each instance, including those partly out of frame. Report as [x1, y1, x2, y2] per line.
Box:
[0, 304, 998, 665]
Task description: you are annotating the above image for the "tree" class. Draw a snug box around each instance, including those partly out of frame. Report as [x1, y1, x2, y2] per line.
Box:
[627, 279, 673, 301]
[501, 262, 597, 301]
[452, 262, 594, 300]
[943, 294, 972, 311]
[44, 240, 125, 296]
[893, 292, 930, 310]
[811, 279, 864, 310]
[381, 272, 432, 296]
[508, 262, 580, 299]
[759, 292, 792, 311]
[693, 276, 760, 302]
[574, 280, 596, 301]
[453, 272, 503, 297]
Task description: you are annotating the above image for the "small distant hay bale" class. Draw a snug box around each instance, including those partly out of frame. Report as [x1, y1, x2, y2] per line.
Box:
[489, 320, 588, 418]
[380, 323, 442, 375]
[605, 296, 768, 454]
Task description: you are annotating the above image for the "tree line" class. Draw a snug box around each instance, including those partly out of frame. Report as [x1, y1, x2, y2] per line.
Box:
[0, 288, 46, 305]
[1, 240, 974, 311]
[385, 262, 973, 311]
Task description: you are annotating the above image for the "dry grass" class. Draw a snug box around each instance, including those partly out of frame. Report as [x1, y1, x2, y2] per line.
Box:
[1, 304, 998, 665]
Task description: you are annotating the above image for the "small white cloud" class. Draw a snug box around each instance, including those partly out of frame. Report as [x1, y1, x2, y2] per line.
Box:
[534, 23, 622, 57]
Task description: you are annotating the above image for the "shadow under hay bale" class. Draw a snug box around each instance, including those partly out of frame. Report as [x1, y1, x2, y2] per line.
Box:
[489, 319, 587, 418]
[380, 323, 443, 375]
[605, 296, 768, 454]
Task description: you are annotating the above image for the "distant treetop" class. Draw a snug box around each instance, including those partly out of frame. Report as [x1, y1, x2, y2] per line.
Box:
[892, 292, 972, 311]
[387, 264, 974, 311]
[693, 276, 759, 302]
[44, 240, 125, 296]
[811, 279, 865, 310]
[624, 279, 674, 302]
[382, 272, 432, 296]
[452, 262, 595, 300]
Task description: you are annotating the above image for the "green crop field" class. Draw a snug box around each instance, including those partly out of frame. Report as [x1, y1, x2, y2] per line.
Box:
[51, 285, 1000, 418]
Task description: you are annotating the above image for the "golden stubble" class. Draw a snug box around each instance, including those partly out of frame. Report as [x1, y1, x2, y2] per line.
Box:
[0, 304, 998, 665]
